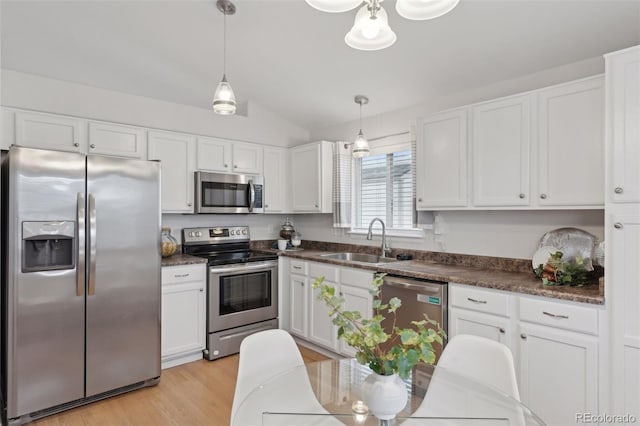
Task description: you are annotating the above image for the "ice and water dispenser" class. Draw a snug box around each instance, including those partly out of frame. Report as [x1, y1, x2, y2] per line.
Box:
[22, 221, 75, 272]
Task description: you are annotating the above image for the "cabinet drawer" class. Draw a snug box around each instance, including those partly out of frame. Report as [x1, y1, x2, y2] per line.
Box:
[341, 268, 374, 289]
[450, 284, 510, 317]
[309, 262, 339, 282]
[162, 264, 205, 285]
[519, 296, 598, 335]
[290, 260, 308, 275]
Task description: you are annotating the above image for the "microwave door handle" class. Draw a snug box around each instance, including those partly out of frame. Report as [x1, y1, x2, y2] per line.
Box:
[248, 180, 255, 212]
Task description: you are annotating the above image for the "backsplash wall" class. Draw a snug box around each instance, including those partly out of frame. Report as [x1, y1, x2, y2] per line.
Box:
[164, 209, 604, 261]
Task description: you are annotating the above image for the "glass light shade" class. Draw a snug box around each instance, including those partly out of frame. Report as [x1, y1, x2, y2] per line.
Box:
[395, 0, 459, 20]
[212, 75, 236, 115]
[305, 0, 362, 13]
[352, 130, 370, 158]
[345, 5, 396, 51]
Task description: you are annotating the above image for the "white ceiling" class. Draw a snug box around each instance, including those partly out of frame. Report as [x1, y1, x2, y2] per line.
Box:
[1, 0, 639, 131]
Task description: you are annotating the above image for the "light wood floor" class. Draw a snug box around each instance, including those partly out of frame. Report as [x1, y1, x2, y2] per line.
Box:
[33, 346, 328, 426]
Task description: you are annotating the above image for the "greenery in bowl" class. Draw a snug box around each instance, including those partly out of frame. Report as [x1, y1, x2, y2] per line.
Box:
[533, 250, 591, 287]
[312, 273, 445, 380]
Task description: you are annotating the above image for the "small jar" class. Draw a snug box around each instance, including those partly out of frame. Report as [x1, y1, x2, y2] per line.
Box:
[291, 231, 302, 248]
[279, 217, 295, 241]
[161, 227, 177, 258]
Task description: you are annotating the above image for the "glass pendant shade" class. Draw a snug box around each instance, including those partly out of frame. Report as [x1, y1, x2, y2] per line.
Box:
[305, 0, 362, 13]
[395, 0, 459, 20]
[352, 130, 370, 158]
[345, 5, 396, 51]
[212, 74, 236, 115]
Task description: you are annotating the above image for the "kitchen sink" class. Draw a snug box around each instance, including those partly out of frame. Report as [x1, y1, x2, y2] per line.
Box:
[320, 252, 397, 264]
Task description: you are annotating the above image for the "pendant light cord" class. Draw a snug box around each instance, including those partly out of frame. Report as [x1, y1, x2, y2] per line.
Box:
[223, 11, 227, 76]
[359, 100, 363, 133]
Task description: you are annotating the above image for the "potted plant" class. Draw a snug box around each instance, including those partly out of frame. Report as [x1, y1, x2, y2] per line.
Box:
[312, 273, 446, 420]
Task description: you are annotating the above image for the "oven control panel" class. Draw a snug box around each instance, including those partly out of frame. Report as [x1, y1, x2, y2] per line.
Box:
[182, 226, 250, 244]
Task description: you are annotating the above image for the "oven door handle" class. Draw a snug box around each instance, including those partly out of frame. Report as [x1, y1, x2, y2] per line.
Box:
[248, 180, 256, 212]
[210, 261, 277, 274]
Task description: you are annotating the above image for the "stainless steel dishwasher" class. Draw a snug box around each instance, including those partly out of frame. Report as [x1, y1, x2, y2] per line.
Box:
[380, 275, 448, 361]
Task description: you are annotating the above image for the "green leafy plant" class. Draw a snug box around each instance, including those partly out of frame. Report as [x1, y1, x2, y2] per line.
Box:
[312, 273, 445, 380]
[533, 251, 591, 287]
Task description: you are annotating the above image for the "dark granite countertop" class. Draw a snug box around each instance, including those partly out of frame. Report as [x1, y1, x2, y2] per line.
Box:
[161, 254, 207, 267]
[261, 245, 604, 306]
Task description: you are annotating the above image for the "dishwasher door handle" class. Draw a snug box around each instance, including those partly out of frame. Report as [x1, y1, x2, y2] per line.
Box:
[383, 277, 443, 294]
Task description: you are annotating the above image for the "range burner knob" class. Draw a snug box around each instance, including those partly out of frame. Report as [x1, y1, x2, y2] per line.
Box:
[195, 231, 202, 237]
[230, 230, 235, 235]
[189, 232, 195, 237]
[242, 229, 248, 235]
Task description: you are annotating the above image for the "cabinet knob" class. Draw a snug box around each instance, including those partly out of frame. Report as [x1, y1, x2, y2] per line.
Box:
[234, 165, 238, 168]
[265, 204, 269, 208]
[614, 222, 623, 229]
[224, 164, 228, 168]
[539, 194, 547, 199]
[74, 142, 79, 147]
[418, 198, 423, 202]
[187, 202, 193, 207]
[300, 282, 304, 286]
[499, 328, 505, 334]
[614, 187, 624, 194]
[519, 193, 525, 199]
[520, 333, 527, 340]
[90, 143, 96, 149]
[199, 289, 204, 292]
[315, 204, 319, 208]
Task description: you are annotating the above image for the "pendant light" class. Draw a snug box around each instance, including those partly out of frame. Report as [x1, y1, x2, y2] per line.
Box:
[352, 95, 370, 158]
[305, 0, 362, 13]
[395, 0, 460, 21]
[212, 0, 236, 115]
[345, 3, 396, 51]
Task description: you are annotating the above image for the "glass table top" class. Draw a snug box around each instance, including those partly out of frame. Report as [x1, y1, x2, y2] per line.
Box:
[234, 358, 546, 426]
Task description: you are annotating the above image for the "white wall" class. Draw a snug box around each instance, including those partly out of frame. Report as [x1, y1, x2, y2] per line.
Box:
[291, 210, 604, 260]
[0, 70, 309, 148]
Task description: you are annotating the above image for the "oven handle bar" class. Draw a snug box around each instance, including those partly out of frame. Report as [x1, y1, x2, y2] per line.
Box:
[209, 261, 278, 274]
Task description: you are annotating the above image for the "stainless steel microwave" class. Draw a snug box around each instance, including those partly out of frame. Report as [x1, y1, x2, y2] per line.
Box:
[194, 171, 264, 214]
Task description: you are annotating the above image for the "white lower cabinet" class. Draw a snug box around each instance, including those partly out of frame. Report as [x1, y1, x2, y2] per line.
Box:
[518, 322, 598, 426]
[161, 263, 206, 369]
[283, 259, 374, 355]
[449, 283, 602, 426]
[289, 273, 309, 338]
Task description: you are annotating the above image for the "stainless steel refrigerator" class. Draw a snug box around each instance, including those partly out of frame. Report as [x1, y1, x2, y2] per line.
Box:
[1, 146, 161, 425]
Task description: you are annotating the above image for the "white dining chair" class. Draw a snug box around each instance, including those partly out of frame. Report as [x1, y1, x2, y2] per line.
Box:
[410, 334, 524, 425]
[230, 329, 338, 426]
[437, 334, 520, 400]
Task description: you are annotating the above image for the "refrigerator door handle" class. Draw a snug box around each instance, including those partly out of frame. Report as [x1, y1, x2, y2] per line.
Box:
[77, 192, 85, 297]
[88, 193, 97, 296]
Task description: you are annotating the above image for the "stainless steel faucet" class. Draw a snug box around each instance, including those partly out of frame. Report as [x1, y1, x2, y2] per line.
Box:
[367, 218, 391, 258]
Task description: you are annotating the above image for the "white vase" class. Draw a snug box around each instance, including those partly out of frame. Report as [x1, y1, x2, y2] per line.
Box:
[362, 372, 408, 420]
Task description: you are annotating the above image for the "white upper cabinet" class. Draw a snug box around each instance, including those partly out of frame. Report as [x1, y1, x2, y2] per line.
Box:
[88, 121, 145, 159]
[417, 75, 604, 210]
[472, 95, 531, 207]
[537, 76, 604, 207]
[196, 136, 232, 173]
[196, 137, 263, 175]
[416, 108, 468, 209]
[290, 141, 333, 213]
[148, 130, 196, 213]
[232, 142, 263, 175]
[14, 110, 86, 152]
[263, 147, 288, 213]
[607, 47, 640, 203]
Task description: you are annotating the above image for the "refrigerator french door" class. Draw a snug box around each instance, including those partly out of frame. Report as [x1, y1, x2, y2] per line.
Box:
[1, 147, 161, 424]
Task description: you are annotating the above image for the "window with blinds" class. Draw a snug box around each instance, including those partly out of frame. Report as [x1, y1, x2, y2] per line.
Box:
[353, 147, 415, 229]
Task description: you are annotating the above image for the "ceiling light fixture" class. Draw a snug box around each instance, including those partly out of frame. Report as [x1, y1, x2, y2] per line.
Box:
[306, 0, 459, 51]
[212, 0, 236, 115]
[351, 95, 370, 158]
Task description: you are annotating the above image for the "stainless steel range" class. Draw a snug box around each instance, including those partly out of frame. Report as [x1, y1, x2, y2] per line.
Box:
[182, 226, 278, 361]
